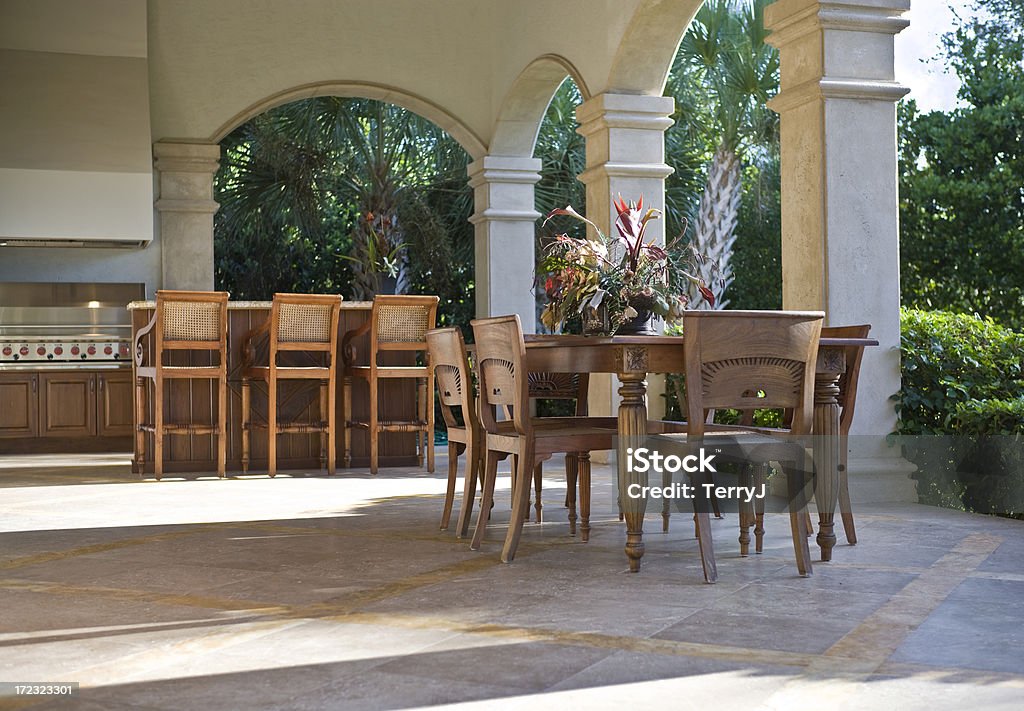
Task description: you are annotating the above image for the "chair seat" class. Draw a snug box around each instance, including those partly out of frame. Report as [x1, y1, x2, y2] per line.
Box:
[136, 365, 225, 379]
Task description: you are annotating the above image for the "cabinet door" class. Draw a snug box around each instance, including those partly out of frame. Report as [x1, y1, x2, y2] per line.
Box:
[0, 373, 38, 437]
[40, 372, 95, 437]
[97, 372, 134, 437]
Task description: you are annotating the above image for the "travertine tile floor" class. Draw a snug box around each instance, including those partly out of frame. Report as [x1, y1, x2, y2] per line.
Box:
[0, 453, 1022, 710]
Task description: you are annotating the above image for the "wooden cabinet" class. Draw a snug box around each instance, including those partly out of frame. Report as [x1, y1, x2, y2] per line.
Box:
[97, 372, 133, 437]
[0, 369, 132, 446]
[0, 372, 38, 437]
[40, 372, 96, 437]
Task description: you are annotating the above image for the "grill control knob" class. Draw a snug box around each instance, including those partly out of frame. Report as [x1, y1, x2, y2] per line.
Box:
[70, 345, 80, 355]
[1, 346, 10, 356]
[86, 345, 96, 356]
[53, 346, 63, 356]
[103, 345, 113, 355]
[19, 346, 29, 356]
[37, 346, 46, 356]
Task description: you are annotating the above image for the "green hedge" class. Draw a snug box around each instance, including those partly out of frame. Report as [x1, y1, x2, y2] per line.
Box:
[896, 309, 1024, 517]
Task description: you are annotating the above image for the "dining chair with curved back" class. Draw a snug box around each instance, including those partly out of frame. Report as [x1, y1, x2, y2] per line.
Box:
[469, 314, 618, 562]
[342, 295, 439, 474]
[240, 293, 343, 477]
[133, 290, 230, 480]
[659, 309, 824, 579]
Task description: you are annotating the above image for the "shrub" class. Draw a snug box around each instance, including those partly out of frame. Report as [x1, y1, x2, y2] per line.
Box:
[896, 309, 1024, 517]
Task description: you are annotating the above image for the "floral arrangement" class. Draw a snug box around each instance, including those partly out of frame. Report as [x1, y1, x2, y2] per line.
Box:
[538, 196, 717, 335]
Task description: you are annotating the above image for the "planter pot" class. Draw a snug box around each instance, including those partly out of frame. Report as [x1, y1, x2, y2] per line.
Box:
[615, 308, 657, 336]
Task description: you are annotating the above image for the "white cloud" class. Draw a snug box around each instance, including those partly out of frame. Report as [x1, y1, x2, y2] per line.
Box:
[895, 0, 976, 112]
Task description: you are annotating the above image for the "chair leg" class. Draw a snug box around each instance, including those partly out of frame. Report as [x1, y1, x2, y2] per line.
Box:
[342, 376, 353, 468]
[565, 453, 578, 536]
[241, 379, 251, 474]
[416, 377, 426, 468]
[470, 449, 500, 551]
[217, 374, 227, 479]
[134, 376, 145, 476]
[754, 463, 767, 554]
[369, 377, 379, 475]
[738, 465, 753, 557]
[456, 437, 480, 538]
[154, 376, 163, 481]
[319, 378, 328, 472]
[533, 462, 543, 523]
[441, 441, 461, 530]
[501, 445, 535, 563]
[578, 452, 592, 543]
[662, 462, 672, 533]
[267, 374, 277, 478]
[839, 449, 857, 544]
[327, 374, 337, 476]
[787, 463, 813, 577]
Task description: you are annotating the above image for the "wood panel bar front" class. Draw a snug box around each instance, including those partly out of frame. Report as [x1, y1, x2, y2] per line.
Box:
[129, 301, 419, 475]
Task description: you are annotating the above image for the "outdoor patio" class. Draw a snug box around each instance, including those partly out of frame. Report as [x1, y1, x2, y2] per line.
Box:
[1, 454, 1022, 710]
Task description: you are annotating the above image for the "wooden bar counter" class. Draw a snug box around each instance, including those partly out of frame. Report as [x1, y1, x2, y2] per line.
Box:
[128, 300, 419, 475]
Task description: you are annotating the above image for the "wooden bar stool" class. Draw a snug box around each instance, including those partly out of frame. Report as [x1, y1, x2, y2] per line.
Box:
[342, 295, 439, 474]
[241, 293, 343, 477]
[133, 290, 229, 480]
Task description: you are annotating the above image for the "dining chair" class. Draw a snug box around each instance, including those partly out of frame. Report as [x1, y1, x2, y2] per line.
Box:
[425, 327, 481, 532]
[134, 290, 230, 480]
[342, 295, 439, 474]
[240, 293, 343, 477]
[656, 309, 824, 577]
[469, 314, 619, 562]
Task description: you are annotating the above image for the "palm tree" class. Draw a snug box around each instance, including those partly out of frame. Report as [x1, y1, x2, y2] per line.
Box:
[214, 97, 473, 310]
[669, 0, 779, 308]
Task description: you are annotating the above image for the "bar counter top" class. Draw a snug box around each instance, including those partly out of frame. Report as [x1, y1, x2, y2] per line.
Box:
[127, 300, 373, 310]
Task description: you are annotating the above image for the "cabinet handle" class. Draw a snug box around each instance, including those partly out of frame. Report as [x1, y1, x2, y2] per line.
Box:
[90, 378, 95, 393]
[32, 375, 37, 393]
[98, 376, 104, 391]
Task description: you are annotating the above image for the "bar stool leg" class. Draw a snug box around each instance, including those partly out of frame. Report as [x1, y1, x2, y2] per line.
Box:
[268, 372, 277, 477]
[134, 376, 146, 476]
[241, 378, 251, 473]
[417, 377, 426, 468]
[327, 373, 337, 476]
[343, 376, 353, 468]
[319, 378, 328, 472]
[154, 374, 164, 481]
[369, 376, 379, 475]
[217, 373, 227, 478]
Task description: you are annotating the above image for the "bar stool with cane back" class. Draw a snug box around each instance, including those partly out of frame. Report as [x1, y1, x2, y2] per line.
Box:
[342, 295, 439, 474]
[240, 293, 343, 477]
[133, 290, 230, 480]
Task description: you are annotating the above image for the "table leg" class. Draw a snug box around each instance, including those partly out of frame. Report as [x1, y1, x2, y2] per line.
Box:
[618, 371, 649, 573]
[813, 370, 842, 562]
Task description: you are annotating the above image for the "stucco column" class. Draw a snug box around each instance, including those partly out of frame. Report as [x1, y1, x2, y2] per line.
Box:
[153, 141, 221, 290]
[468, 156, 542, 331]
[576, 93, 675, 425]
[766, 0, 916, 502]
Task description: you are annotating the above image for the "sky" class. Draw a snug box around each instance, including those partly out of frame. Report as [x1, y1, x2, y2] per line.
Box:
[894, 0, 978, 112]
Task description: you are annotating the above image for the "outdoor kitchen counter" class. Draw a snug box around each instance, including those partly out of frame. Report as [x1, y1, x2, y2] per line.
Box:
[128, 300, 418, 475]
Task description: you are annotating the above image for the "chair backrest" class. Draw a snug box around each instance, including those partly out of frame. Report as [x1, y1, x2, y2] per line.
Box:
[426, 328, 478, 431]
[821, 324, 871, 435]
[527, 372, 590, 416]
[470, 314, 530, 436]
[268, 293, 343, 367]
[155, 290, 229, 367]
[682, 310, 824, 437]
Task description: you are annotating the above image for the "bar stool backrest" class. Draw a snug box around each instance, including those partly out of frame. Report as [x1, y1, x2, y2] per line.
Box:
[269, 293, 343, 363]
[369, 295, 439, 364]
[155, 290, 229, 366]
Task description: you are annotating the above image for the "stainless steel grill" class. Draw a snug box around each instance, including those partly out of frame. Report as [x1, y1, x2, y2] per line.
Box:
[0, 282, 143, 368]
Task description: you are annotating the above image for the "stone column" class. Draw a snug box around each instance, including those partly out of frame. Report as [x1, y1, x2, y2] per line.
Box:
[765, 0, 917, 502]
[468, 156, 542, 331]
[153, 141, 221, 290]
[576, 93, 675, 424]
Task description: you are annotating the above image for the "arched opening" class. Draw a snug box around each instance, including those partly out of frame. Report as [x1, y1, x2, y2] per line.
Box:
[212, 96, 476, 328]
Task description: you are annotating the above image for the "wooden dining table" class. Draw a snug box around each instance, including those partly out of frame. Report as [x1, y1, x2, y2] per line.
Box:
[523, 333, 878, 578]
